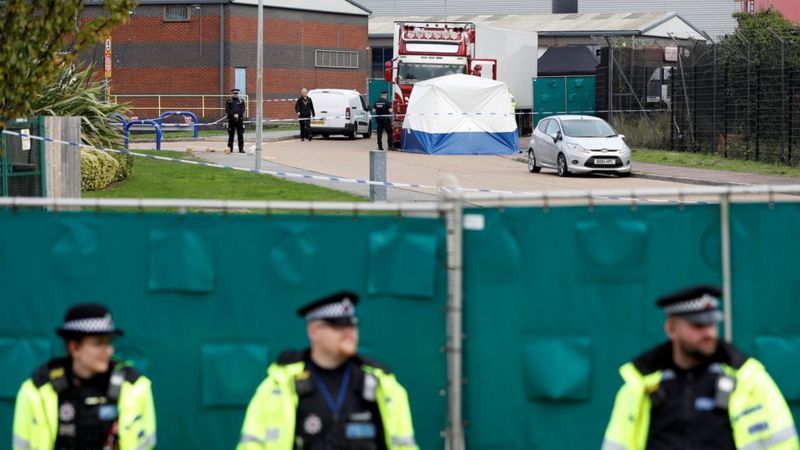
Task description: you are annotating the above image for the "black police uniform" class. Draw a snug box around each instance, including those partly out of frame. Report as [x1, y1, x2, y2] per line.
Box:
[32, 358, 141, 450]
[226, 93, 246, 152]
[372, 96, 393, 150]
[636, 341, 743, 450]
[295, 96, 316, 141]
[283, 350, 387, 450]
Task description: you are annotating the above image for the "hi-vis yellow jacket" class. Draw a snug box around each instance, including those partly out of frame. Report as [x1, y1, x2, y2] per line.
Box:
[237, 351, 417, 450]
[603, 342, 798, 450]
[13, 359, 156, 450]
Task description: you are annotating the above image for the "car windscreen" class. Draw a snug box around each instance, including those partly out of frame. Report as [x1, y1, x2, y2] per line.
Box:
[561, 119, 617, 138]
[397, 63, 466, 84]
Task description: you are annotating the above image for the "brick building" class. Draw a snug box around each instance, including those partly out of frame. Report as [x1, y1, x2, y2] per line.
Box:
[82, 0, 371, 120]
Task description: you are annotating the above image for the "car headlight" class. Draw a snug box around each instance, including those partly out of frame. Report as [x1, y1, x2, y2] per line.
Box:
[567, 143, 589, 154]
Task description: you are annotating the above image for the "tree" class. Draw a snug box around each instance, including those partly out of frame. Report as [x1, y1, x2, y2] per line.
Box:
[0, 0, 137, 129]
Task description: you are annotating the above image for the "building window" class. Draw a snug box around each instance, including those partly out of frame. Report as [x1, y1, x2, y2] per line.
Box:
[315, 50, 359, 69]
[164, 5, 190, 22]
[371, 47, 392, 79]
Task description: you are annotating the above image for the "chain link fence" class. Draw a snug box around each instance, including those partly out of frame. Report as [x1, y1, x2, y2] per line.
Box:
[596, 29, 800, 166]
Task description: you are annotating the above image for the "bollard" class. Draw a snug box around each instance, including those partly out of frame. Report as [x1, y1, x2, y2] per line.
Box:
[369, 149, 387, 202]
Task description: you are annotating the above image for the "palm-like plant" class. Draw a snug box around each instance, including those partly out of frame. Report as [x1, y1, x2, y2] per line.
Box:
[32, 63, 130, 149]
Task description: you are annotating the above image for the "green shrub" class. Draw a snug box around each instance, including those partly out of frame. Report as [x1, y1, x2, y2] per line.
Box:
[81, 149, 121, 191]
[80, 150, 101, 191]
[110, 151, 134, 182]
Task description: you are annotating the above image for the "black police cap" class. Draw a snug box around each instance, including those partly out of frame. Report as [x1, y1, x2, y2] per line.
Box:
[231, 88, 240, 93]
[56, 303, 124, 338]
[657, 285, 723, 325]
[297, 291, 359, 326]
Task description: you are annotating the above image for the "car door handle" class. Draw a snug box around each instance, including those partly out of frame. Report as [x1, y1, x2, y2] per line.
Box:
[320, 110, 328, 113]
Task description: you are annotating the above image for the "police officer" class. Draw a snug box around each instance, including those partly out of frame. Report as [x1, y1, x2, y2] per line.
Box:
[13, 304, 156, 450]
[238, 291, 417, 450]
[226, 88, 246, 153]
[372, 91, 393, 150]
[295, 88, 315, 142]
[603, 286, 798, 450]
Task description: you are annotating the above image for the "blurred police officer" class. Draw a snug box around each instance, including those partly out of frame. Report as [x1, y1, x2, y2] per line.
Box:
[295, 88, 315, 142]
[372, 91, 393, 150]
[603, 286, 798, 450]
[226, 88, 246, 153]
[238, 291, 417, 450]
[13, 304, 156, 450]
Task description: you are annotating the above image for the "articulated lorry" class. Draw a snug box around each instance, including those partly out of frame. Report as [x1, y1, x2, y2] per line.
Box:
[383, 21, 538, 145]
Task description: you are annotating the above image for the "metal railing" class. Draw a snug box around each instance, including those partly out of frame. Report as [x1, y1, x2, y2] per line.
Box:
[112, 94, 251, 119]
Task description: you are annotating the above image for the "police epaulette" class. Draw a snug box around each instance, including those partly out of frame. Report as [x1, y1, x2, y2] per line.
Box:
[275, 350, 306, 365]
[113, 362, 142, 383]
[31, 359, 68, 389]
[31, 362, 55, 388]
[356, 355, 392, 374]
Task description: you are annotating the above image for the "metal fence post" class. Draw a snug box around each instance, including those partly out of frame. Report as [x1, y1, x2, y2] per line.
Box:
[720, 193, 733, 342]
[444, 189, 464, 450]
[369, 150, 387, 202]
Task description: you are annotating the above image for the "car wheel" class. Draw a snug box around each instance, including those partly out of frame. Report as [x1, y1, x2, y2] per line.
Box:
[527, 149, 541, 173]
[557, 153, 570, 177]
[322, 133, 330, 139]
[618, 171, 632, 178]
[362, 129, 372, 139]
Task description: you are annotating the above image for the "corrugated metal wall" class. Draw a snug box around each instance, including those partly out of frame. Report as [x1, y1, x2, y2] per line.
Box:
[579, 0, 736, 39]
[364, 0, 738, 39]
[360, 0, 550, 16]
[552, 0, 578, 14]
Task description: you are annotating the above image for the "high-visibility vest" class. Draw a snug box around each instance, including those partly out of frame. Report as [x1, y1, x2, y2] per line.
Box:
[603, 357, 798, 450]
[238, 359, 418, 450]
[13, 361, 156, 450]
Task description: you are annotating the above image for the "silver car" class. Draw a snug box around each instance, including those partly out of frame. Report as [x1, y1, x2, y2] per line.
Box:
[527, 115, 632, 177]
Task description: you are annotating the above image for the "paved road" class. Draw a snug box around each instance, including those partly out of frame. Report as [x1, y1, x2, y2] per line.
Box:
[131, 135, 800, 204]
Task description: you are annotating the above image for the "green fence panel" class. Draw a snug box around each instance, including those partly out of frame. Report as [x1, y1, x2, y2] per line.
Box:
[0, 210, 447, 450]
[566, 76, 596, 115]
[462, 204, 723, 449]
[730, 203, 800, 419]
[368, 79, 392, 131]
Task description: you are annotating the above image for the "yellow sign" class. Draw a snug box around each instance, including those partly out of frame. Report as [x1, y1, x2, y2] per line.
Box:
[104, 38, 112, 78]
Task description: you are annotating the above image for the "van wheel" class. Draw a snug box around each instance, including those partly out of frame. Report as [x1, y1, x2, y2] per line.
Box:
[362, 129, 372, 139]
[347, 130, 356, 140]
[322, 133, 330, 139]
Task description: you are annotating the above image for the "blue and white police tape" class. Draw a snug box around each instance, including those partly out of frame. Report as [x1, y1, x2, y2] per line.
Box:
[0, 129, 710, 204]
[0, 129, 486, 193]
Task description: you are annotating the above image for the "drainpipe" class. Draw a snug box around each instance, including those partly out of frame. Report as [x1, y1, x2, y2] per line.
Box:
[219, 4, 225, 98]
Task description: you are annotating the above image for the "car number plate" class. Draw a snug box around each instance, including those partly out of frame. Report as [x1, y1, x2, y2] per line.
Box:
[595, 158, 616, 165]
[311, 119, 324, 125]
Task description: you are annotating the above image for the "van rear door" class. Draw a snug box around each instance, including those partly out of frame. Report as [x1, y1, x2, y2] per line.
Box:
[309, 91, 347, 129]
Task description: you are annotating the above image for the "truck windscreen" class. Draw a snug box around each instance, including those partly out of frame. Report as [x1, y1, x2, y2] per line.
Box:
[397, 63, 466, 84]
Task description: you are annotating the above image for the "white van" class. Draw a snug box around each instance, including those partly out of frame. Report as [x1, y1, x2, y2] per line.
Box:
[307, 89, 372, 139]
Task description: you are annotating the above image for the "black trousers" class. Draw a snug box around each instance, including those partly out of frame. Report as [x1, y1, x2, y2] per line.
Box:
[299, 115, 312, 140]
[227, 119, 244, 151]
[376, 119, 393, 149]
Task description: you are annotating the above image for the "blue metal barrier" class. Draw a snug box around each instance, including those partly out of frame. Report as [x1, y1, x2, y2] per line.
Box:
[124, 120, 163, 150]
[158, 111, 199, 138]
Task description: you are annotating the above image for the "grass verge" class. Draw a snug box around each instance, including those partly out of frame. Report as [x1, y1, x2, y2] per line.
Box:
[633, 148, 800, 178]
[83, 150, 366, 208]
